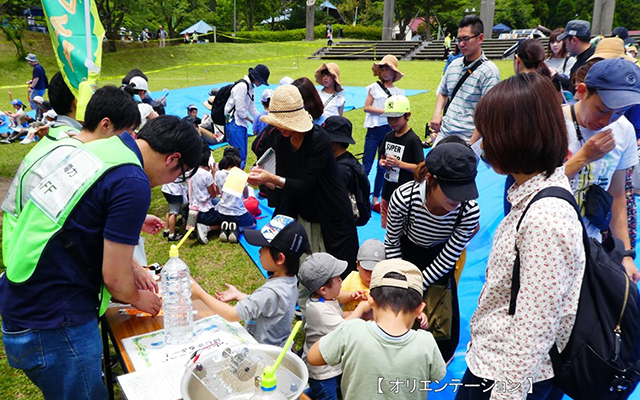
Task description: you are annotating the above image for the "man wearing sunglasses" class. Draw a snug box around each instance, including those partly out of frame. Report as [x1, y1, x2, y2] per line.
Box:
[563, 58, 640, 284]
[430, 15, 500, 145]
[0, 106, 202, 399]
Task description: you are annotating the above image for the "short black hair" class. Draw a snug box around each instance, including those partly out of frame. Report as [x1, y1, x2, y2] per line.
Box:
[82, 86, 141, 132]
[48, 72, 75, 116]
[269, 247, 301, 276]
[369, 272, 423, 314]
[137, 115, 203, 179]
[218, 153, 241, 170]
[459, 15, 483, 36]
[122, 69, 148, 85]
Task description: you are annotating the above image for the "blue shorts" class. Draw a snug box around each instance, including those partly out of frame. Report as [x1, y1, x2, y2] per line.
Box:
[197, 209, 255, 228]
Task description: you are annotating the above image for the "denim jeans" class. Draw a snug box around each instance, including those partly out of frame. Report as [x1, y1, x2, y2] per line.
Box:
[30, 88, 46, 110]
[455, 369, 564, 400]
[2, 318, 108, 400]
[304, 375, 341, 400]
[225, 119, 248, 169]
[363, 125, 391, 199]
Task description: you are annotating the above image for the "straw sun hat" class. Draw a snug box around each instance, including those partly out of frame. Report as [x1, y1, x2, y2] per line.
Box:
[588, 37, 637, 63]
[372, 54, 404, 82]
[314, 63, 343, 92]
[260, 85, 313, 133]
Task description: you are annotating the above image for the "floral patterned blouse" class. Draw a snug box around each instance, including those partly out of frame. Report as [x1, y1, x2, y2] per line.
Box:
[466, 166, 586, 400]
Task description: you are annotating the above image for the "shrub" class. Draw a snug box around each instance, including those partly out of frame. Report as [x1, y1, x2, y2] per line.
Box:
[216, 25, 382, 43]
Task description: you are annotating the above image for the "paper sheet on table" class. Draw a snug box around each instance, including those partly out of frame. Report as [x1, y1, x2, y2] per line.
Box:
[117, 359, 183, 400]
[221, 167, 249, 198]
[121, 315, 256, 371]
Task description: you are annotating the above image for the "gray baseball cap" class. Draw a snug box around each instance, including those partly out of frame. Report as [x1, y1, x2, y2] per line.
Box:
[557, 20, 591, 41]
[298, 253, 348, 293]
[357, 239, 386, 271]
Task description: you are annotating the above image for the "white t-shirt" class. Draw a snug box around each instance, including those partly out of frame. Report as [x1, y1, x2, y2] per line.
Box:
[214, 169, 247, 216]
[161, 180, 186, 198]
[318, 90, 345, 119]
[565, 112, 638, 238]
[189, 167, 215, 212]
[302, 298, 343, 380]
[363, 83, 403, 128]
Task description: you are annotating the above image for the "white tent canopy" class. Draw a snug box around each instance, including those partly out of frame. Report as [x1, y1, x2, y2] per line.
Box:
[180, 20, 213, 35]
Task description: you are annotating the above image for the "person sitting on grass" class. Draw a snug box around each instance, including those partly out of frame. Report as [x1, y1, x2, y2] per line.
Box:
[299, 253, 372, 400]
[5, 99, 28, 130]
[307, 259, 445, 399]
[186, 144, 219, 244]
[339, 238, 386, 313]
[191, 215, 310, 346]
[195, 146, 256, 244]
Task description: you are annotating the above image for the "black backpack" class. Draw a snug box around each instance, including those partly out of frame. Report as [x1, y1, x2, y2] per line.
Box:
[211, 80, 250, 125]
[511, 187, 640, 400]
[336, 154, 371, 226]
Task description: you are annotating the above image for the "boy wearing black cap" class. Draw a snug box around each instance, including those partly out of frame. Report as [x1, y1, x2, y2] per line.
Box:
[308, 260, 446, 399]
[191, 215, 310, 346]
[325, 116, 372, 227]
[299, 253, 370, 400]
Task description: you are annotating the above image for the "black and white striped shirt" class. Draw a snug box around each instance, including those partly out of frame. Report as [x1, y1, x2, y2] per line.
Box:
[384, 180, 480, 286]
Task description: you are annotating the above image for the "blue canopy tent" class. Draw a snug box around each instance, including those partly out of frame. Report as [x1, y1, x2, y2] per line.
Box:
[492, 23, 511, 33]
[180, 20, 214, 35]
[320, 1, 345, 23]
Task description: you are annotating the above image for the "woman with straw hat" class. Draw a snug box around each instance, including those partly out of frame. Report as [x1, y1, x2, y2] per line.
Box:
[315, 62, 345, 119]
[363, 54, 405, 213]
[248, 85, 359, 274]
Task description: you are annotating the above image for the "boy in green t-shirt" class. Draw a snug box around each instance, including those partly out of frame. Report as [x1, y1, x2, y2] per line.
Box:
[308, 259, 446, 399]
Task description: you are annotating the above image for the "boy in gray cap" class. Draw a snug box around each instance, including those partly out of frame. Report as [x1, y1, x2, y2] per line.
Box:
[339, 238, 385, 312]
[299, 252, 370, 400]
[308, 259, 446, 400]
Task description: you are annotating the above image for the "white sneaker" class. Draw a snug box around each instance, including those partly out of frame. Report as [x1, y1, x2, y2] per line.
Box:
[196, 223, 210, 244]
[228, 222, 238, 243]
[219, 221, 229, 242]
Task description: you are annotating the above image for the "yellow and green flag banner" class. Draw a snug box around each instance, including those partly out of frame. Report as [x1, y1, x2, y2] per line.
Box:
[41, 0, 105, 120]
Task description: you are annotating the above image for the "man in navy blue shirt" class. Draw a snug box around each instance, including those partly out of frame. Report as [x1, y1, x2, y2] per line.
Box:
[25, 53, 48, 110]
[0, 89, 203, 400]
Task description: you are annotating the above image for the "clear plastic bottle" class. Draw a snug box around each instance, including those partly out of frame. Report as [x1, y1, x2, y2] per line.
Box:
[162, 244, 194, 345]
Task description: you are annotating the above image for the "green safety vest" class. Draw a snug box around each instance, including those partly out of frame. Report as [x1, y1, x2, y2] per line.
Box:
[2, 135, 143, 316]
[48, 123, 81, 139]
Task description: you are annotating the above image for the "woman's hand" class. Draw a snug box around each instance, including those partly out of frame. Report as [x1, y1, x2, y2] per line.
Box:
[248, 167, 274, 186]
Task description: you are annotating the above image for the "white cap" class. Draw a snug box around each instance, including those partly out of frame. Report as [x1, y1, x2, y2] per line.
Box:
[129, 76, 149, 93]
[261, 89, 274, 103]
[44, 109, 57, 119]
[32, 96, 44, 104]
[279, 76, 294, 86]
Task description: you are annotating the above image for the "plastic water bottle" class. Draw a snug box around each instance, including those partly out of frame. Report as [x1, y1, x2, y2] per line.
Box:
[162, 244, 194, 345]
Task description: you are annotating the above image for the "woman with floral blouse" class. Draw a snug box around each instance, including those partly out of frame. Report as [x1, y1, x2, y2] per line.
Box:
[457, 73, 586, 400]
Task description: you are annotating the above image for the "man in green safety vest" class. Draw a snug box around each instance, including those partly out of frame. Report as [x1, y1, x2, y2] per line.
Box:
[0, 87, 204, 400]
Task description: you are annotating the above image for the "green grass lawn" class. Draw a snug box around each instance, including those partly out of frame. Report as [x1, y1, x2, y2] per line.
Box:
[0, 32, 515, 399]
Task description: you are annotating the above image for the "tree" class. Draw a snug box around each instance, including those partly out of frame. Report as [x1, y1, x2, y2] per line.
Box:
[95, 0, 138, 52]
[394, 0, 420, 40]
[0, 17, 27, 58]
[418, 0, 464, 40]
[155, 0, 208, 38]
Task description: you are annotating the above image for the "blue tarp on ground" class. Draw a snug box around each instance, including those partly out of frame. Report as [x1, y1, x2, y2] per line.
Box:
[237, 148, 640, 400]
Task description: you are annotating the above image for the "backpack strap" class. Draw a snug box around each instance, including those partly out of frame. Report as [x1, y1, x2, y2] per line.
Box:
[443, 58, 485, 116]
[229, 79, 252, 117]
[509, 186, 588, 316]
[323, 92, 339, 108]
